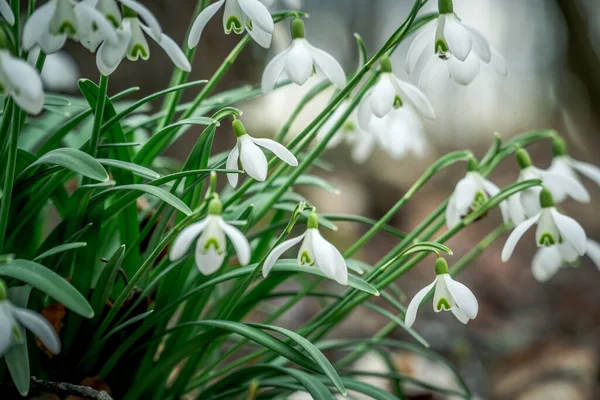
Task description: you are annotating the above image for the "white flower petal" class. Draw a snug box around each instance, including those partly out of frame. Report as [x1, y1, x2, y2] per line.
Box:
[406, 21, 435, 73]
[298, 229, 315, 266]
[501, 214, 540, 262]
[404, 280, 436, 328]
[585, 239, 600, 271]
[454, 173, 478, 212]
[481, 178, 509, 224]
[558, 242, 578, 264]
[226, 144, 240, 188]
[285, 40, 313, 86]
[12, 307, 60, 355]
[444, 275, 478, 319]
[239, 134, 268, 181]
[0, 53, 45, 115]
[0, 0, 14, 25]
[532, 246, 562, 282]
[448, 53, 480, 86]
[219, 218, 251, 265]
[140, 24, 191, 72]
[572, 159, 600, 187]
[451, 304, 470, 324]
[262, 233, 306, 277]
[188, 0, 225, 48]
[247, 23, 272, 48]
[550, 208, 586, 256]
[306, 42, 346, 88]
[252, 137, 298, 166]
[311, 229, 347, 285]
[195, 218, 226, 275]
[237, 0, 274, 34]
[369, 78, 395, 118]
[465, 25, 491, 63]
[443, 14, 472, 61]
[357, 94, 373, 129]
[119, 0, 162, 37]
[261, 47, 288, 93]
[23, 0, 56, 51]
[169, 219, 209, 261]
[0, 304, 13, 356]
[351, 131, 376, 163]
[394, 78, 435, 120]
[539, 169, 590, 204]
[96, 21, 132, 75]
[418, 56, 445, 92]
[76, 1, 119, 45]
[490, 47, 508, 76]
[445, 193, 461, 228]
[508, 193, 526, 225]
[433, 275, 452, 312]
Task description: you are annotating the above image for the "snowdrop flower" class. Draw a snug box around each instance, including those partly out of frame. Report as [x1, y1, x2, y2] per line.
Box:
[358, 56, 435, 128]
[0, 46, 44, 114]
[502, 188, 587, 262]
[0, 0, 14, 25]
[226, 119, 298, 187]
[508, 148, 590, 224]
[96, 0, 191, 76]
[405, 257, 478, 328]
[28, 48, 80, 92]
[188, 0, 274, 49]
[23, 0, 118, 54]
[261, 18, 346, 93]
[0, 281, 60, 357]
[446, 159, 509, 228]
[406, 0, 507, 88]
[262, 212, 348, 285]
[169, 196, 251, 275]
[545, 137, 600, 203]
[531, 239, 600, 282]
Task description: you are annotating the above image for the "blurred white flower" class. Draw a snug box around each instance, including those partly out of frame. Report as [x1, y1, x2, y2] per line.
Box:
[188, 0, 274, 49]
[260, 0, 302, 10]
[23, 0, 118, 54]
[406, 2, 507, 89]
[532, 239, 600, 282]
[446, 167, 509, 228]
[226, 119, 298, 187]
[0, 0, 14, 25]
[169, 197, 250, 275]
[261, 18, 345, 93]
[358, 56, 435, 128]
[405, 257, 478, 328]
[28, 48, 80, 92]
[263, 212, 348, 285]
[0, 50, 44, 115]
[0, 282, 60, 357]
[502, 188, 587, 262]
[96, 0, 191, 76]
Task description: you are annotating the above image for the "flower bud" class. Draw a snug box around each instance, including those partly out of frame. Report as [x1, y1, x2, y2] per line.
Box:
[435, 257, 449, 275]
[380, 56, 393, 73]
[552, 136, 567, 157]
[515, 148, 532, 170]
[291, 18, 305, 40]
[438, 0, 454, 14]
[208, 196, 223, 215]
[539, 187, 554, 208]
[467, 157, 479, 172]
[232, 119, 247, 137]
[307, 212, 319, 229]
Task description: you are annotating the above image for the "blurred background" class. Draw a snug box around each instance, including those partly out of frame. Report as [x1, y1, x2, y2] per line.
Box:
[52, 0, 600, 398]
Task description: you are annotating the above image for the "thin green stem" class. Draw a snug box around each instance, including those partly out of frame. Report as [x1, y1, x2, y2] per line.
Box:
[0, 106, 20, 250]
[88, 75, 109, 157]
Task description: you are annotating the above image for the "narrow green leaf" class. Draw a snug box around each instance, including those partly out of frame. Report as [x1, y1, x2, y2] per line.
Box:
[91, 184, 192, 216]
[33, 242, 87, 262]
[0, 260, 94, 318]
[97, 158, 160, 180]
[20, 148, 109, 182]
[5, 286, 33, 396]
[90, 246, 125, 320]
[44, 95, 72, 107]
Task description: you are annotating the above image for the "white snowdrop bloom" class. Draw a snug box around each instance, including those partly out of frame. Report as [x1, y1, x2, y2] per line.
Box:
[509, 148, 590, 223]
[545, 137, 600, 203]
[358, 56, 435, 128]
[263, 212, 348, 285]
[0, 49, 44, 115]
[169, 197, 251, 275]
[28, 48, 80, 92]
[188, 0, 274, 49]
[446, 162, 509, 228]
[226, 119, 298, 188]
[531, 239, 600, 282]
[0, 0, 14, 25]
[405, 257, 478, 328]
[96, 0, 191, 76]
[501, 188, 587, 262]
[405, 0, 507, 88]
[0, 282, 60, 357]
[261, 18, 346, 93]
[23, 0, 119, 54]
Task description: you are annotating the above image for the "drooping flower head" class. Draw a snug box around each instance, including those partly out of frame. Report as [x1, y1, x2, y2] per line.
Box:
[358, 56, 435, 129]
[263, 211, 348, 285]
[405, 257, 478, 328]
[226, 119, 298, 187]
[188, 0, 274, 49]
[502, 188, 587, 262]
[0, 280, 60, 358]
[0, 0, 15, 25]
[261, 18, 346, 93]
[406, 0, 507, 88]
[169, 196, 251, 275]
[532, 239, 600, 282]
[446, 158, 509, 228]
[96, 0, 191, 76]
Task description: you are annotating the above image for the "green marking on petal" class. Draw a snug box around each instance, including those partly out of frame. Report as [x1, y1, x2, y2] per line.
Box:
[436, 298, 451, 311]
[538, 233, 556, 246]
[299, 251, 313, 266]
[393, 95, 403, 109]
[472, 191, 487, 210]
[246, 20, 253, 30]
[58, 21, 77, 35]
[107, 14, 120, 28]
[129, 44, 149, 61]
[203, 237, 221, 251]
[226, 16, 243, 34]
[342, 121, 355, 132]
[12, 325, 21, 342]
[435, 39, 449, 54]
